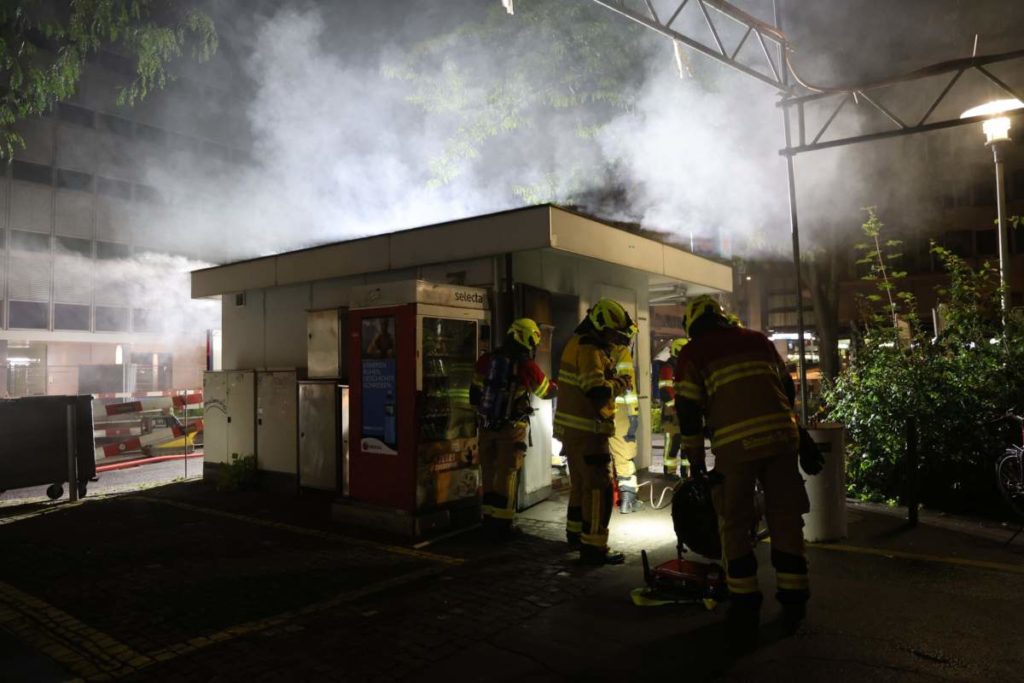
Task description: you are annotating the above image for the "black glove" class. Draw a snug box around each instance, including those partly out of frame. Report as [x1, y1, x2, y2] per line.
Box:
[798, 426, 824, 475]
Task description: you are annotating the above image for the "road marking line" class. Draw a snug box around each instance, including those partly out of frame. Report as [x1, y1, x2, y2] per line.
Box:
[0, 581, 148, 680]
[129, 496, 464, 565]
[811, 542, 1024, 575]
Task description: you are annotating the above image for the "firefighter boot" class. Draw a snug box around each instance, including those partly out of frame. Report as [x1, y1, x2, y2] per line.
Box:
[726, 592, 762, 656]
[580, 546, 626, 565]
[618, 489, 644, 514]
[566, 531, 582, 550]
[780, 600, 807, 636]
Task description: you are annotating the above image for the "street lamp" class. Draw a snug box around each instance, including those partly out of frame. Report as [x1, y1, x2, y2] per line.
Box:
[961, 98, 1024, 318]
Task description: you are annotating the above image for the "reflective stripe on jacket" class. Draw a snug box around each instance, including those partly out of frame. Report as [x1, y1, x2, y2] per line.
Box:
[674, 326, 798, 462]
[554, 334, 617, 437]
[611, 344, 639, 416]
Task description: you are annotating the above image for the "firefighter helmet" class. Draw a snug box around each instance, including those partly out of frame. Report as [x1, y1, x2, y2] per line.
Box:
[671, 474, 722, 559]
[508, 318, 542, 353]
[589, 298, 633, 333]
[670, 337, 689, 357]
[682, 295, 725, 337]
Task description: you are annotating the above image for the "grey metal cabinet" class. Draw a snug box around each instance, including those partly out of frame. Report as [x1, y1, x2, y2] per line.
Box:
[298, 381, 348, 492]
[203, 371, 255, 465]
[256, 371, 298, 475]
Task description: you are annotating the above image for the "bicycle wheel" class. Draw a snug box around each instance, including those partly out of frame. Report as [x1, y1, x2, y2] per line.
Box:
[996, 452, 1024, 519]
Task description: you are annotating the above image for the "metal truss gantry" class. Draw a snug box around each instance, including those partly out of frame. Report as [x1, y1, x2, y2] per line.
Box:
[587, 0, 1024, 155]
[578, 0, 1024, 420]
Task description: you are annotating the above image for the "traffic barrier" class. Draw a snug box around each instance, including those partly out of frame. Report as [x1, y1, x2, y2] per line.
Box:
[91, 390, 203, 460]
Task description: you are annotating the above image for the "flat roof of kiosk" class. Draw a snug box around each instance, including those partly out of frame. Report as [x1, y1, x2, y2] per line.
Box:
[191, 204, 733, 298]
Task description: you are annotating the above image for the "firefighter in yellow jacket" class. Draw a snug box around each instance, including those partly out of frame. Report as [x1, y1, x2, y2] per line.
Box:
[674, 295, 810, 649]
[555, 298, 635, 565]
[609, 333, 642, 513]
[660, 338, 688, 476]
[471, 319, 556, 540]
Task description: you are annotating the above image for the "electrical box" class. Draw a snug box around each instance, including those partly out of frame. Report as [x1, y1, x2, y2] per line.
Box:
[203, 370, 255, 465]
[256, 370, 298, 475]
[298, 381, 348, 492]
[307, 308, 347, 380]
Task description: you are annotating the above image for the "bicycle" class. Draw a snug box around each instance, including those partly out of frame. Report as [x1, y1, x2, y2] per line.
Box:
[995, 411, 1024, 544]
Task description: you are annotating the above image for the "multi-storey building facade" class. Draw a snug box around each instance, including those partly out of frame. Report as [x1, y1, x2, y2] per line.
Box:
[0, 48, 246, 398]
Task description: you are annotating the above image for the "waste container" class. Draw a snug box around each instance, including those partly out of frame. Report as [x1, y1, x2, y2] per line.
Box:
[801, 423, 846, 542]
[0, 395, 95, 500]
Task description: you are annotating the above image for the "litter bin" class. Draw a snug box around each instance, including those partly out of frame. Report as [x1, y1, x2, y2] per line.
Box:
[801, 423, 846, 542]
[0, 395, 95, 500]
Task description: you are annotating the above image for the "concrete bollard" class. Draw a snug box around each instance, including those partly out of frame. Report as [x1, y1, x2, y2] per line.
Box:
[801, 423, 847, 542]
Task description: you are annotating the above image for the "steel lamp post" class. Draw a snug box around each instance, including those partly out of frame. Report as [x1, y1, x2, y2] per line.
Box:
[961, 99, 1023, 319]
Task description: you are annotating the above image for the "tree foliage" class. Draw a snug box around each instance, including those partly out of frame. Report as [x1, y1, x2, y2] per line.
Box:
[826, 209, 1024, 515]
[0, 0, 217, 159]
[383, 0, 658, 196]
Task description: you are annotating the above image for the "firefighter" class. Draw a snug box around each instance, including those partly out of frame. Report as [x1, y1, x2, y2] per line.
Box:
[470, 318, 556, 540]
[660, 338, 688, 477]
[555, 298, 635, 565]
[673, 295, 810, 650]
[610, 324, 642, 513]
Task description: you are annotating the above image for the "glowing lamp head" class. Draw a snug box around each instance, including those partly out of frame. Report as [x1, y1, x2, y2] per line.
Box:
[961, 99, 1023, 145]
[983, 116, 1011, 144]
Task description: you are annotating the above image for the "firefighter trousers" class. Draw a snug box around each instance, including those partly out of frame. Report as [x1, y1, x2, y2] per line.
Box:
[479, 423, 528, 529]
[564, 432, 613, 551]
[609, 407, 637, 494]
[712, 450, 810, 606]
[663, 433, 684, 474]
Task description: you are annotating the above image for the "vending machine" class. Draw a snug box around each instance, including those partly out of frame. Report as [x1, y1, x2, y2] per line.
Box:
[347, 281, 490, 532]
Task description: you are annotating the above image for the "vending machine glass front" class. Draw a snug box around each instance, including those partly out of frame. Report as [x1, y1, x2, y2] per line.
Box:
[420, 317, 477, 441]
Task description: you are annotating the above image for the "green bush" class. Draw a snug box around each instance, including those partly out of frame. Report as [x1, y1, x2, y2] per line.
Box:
[825, 210, 1024, 515]
[217, 454, 258, 492]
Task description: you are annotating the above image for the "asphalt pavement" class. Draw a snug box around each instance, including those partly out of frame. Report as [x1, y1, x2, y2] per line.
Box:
[0, 456, 202, 506]
[0, 473, 1021, 682]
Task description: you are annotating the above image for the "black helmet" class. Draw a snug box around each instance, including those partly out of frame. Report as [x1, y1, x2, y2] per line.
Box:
[671, 474, 722, 559]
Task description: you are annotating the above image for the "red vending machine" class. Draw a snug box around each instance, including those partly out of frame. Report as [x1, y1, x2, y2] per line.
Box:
[347, 280, 490, 536]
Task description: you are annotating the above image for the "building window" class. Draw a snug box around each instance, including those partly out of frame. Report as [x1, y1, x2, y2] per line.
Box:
[98, 50, 134, 76]
[976, 229, 998, 256]
[768, 293, 797, 310]
[96, 176, 133, 200]
[134, 184, 161, 203]
[97, 113, 134, 138]
[11, 230, 50, 253]
[942, 230, 974, 258]
[96, 241, 131, 260]
[54, 303, 91, 331]
[56, 102, 94, 127]
[11, 160, 53, 185]
[134, 124, 166, 146]
[57, 168, 93, 192]
[96, 306, 129, 332]
[1013, 170, 1024, 202]
[56, 236, 92, 257]
[133, 308, 160, 333]
[973, 180, 996, 207]
[8, 301, 49, 329]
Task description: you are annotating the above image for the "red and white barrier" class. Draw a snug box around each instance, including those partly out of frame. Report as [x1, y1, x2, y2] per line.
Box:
[94, 420, 203, 459]
[91, 389, 204, 460]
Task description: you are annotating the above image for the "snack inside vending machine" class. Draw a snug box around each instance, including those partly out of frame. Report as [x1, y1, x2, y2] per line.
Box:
[345, 280, 490, 536]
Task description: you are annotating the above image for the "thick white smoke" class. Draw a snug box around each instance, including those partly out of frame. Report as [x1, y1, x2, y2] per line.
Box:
[140, 0, 1024, 268]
